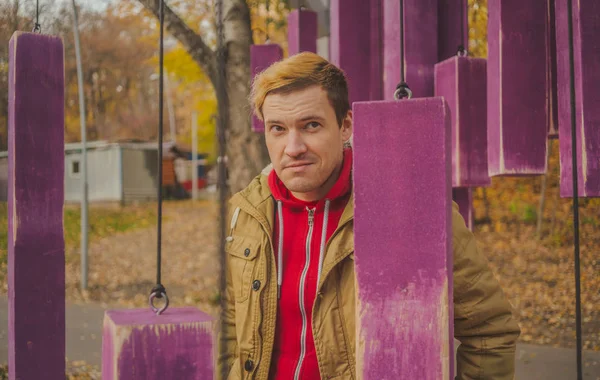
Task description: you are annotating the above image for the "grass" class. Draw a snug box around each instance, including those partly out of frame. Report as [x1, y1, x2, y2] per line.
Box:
[0, 202, 158, 280]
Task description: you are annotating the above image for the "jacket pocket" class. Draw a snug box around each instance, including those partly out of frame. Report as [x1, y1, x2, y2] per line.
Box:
[226, 234, 261, 303]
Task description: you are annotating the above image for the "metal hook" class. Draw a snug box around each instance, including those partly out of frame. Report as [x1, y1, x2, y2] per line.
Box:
[457, 45, 468, 57]
[32, 24, 41, 33]
[394, 82, 412, 100]
[149, 291, 169, 315]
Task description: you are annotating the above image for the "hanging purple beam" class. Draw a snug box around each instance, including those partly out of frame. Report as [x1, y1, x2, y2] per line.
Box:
[287, 8, 318, 55]
[369, 0, 383, 100]
[435, 56, 490, 187]
[250, 44, 282, 133]
[438, 0, 468, 61]
[547, 0, 559, 139]
[382, 0, 438, 100]
[330, 0, 372, 103]
[555, 0, 600, 197]
[102, 308, 214, 379]
[8, 32, 65, 380]
[452, 187, 473, 230]
[487, 0, 548, 176]
[354, 97, 453, 379]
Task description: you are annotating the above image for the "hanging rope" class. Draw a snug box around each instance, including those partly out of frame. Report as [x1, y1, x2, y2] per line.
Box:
[149, 0, 169, 316]
[457, 0, 467, 56]
[32, 0, 41, 33]
[565, 0, 582, 378]
[215, 0, 230, 378]
[394, 0, 411, 100]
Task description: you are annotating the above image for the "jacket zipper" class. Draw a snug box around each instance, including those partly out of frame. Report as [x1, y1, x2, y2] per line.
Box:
[294, 207, 315, 380]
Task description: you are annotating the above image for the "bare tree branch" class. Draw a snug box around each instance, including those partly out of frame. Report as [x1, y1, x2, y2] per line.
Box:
[138, 0, 217, 88]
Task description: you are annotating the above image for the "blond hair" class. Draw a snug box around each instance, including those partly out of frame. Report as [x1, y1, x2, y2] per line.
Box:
[250, 52, 350, 126]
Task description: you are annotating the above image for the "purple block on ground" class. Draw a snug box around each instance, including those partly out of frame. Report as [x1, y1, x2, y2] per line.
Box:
[383, 0, 438, 100]
[437, 0, 468, 61]
[546, 0, 559, 139]
[250, 44, 283, 133]
[102, 307, 215, 380]
[353, 97, 453, 379]
[330, 0, 372, 103]
[487, 0, 548, 176]
[452, 187, 473, 230]
[435, 56, 490, 187]
[8, 31, 65, 380]
[555, 0, 600, 197]
[287, 9, 317, 55]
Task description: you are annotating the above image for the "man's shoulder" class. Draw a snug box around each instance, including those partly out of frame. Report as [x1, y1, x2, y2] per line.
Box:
[230, 165, 273, 207]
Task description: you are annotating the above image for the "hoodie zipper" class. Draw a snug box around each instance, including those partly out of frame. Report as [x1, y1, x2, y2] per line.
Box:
[293, 207, 315, 380]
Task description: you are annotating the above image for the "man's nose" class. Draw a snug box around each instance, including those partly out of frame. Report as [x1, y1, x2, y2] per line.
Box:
[284, 131, 308, 158]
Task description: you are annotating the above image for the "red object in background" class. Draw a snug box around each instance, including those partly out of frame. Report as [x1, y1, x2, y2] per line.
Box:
[181, 179, 207, 192]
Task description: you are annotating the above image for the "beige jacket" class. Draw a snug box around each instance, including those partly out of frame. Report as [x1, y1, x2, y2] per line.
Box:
[218, 169, 520, 379]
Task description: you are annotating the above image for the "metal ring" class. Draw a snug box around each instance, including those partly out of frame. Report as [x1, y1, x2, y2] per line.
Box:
[394, 86, 413, 100]
[149, 291, 169, 315]
[457, 48, 468, 57]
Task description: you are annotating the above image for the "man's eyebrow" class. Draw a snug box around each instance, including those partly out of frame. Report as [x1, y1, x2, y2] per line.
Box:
[265, 115, 326, 125]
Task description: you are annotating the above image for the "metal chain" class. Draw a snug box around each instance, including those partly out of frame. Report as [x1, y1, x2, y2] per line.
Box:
[32, 0, 41, 33]
[149, 0, 169, 316]
[394, 0, 411, 99]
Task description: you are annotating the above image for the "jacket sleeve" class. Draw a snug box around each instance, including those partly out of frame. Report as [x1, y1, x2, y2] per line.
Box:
[216, 206, 239, 379]
[452, 203, 521, 380]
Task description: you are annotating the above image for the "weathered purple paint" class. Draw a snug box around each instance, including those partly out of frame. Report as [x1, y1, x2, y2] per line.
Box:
[8, 32, 65, 380]
[287, 8, 317, 55]
[452, 187, 473, 230]
[330, 0, 372, 103]
[382, 0, 438, 100]
[435, 56, 490, 187]
[102, 307, 214, 380]
[555, 0, 600, 197]
[438, 0, 468, 61]
[546, 0, 559, 139]
[353, 98, 453, 379]
[487, 0, 548, 176]
[250, 44, 283, 133]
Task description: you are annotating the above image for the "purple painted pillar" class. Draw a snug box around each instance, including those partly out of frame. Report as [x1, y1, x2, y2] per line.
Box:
[102, 308, 214, 380]
[435, 56, 490, 187]
[438, 0, 468, 61]
[452, 187, 473, 230]
[8, 32, 65, 380]
[287, 8, 317, 55]
[487, 0, 548, 176]
[383, 0, 438, 100]
[250, 44, 283, 133]
[547, 0, 559, 139]
[555, 0, 600, 197]
[369, 0, 384, 100]
[353, 97, 453, 379]
[330, 0, 372, 103]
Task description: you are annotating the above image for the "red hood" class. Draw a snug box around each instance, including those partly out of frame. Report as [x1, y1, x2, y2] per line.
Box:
[268, 147, 353, 209]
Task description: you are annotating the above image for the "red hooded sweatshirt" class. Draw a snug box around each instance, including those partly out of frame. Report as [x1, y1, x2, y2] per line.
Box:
[267, 148, 353, 380]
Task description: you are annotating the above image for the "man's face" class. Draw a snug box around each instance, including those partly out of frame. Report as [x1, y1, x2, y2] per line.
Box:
[263, 85, 353, 201]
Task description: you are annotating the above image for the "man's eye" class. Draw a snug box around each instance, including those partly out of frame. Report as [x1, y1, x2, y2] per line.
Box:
[270, 125, 284, 132]
[306, 122, 320, 129]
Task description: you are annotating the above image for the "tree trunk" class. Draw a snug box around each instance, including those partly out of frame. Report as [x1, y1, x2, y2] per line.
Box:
[138, 0, 270, 193]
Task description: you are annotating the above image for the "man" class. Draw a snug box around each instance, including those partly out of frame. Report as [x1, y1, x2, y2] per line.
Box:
[218, 52, 520, 379]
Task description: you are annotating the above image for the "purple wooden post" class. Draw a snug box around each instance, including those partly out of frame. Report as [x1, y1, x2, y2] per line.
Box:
[353, 97, 453, 379]
[330, 0, 372, 103]
[369, 0, 384, 100]
[438, 0, 468, 61]
[102, 308, 215, 379]
[546, 0, 559, 139]
[452, 187, 473, 230]
[287, 8, 317, 55]
[487, 0, 548, 176]
[250, 44, 283, 133]
[555, 0, 600, 197]
[435, 56, 490, 187]
[382, 0, 438, 100]
[8, 32, 65, 380]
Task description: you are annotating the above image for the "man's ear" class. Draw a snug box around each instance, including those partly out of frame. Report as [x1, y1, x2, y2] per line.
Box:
[342, 111, 353, 141]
